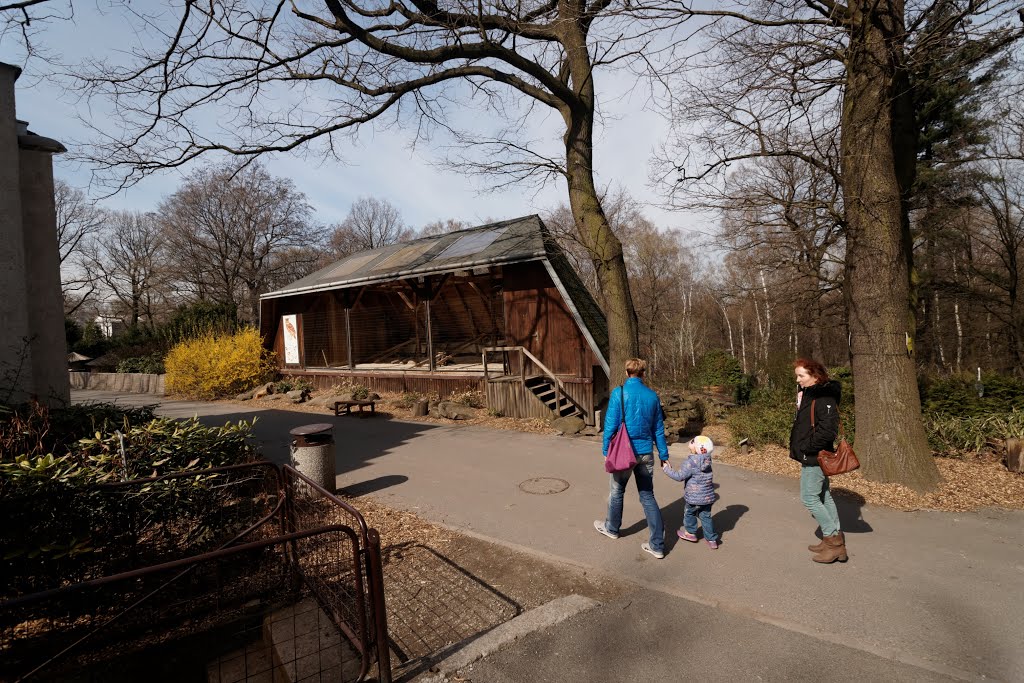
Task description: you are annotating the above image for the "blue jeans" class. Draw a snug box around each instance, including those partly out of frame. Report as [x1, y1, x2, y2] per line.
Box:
[800, 464, 840, 536]
[605, 453, 664, 552]
[683, 502, 718, 542]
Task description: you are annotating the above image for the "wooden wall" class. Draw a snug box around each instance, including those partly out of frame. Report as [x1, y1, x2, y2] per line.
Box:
[485, 376, 594, 424]
[282, 369, 485, 395]
[502, 261, 593, 379]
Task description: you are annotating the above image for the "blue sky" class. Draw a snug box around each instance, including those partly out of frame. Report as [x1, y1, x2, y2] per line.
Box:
[5, 2, 700, 233]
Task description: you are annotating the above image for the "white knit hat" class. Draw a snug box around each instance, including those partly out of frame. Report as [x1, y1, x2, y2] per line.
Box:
[690, 435, 714, 455]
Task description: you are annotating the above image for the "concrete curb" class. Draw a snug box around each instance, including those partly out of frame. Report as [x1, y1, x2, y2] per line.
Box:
[423, 594, 601, 680]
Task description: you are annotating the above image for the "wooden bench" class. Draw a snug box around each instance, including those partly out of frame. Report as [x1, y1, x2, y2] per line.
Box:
[333, 399, 376, 417]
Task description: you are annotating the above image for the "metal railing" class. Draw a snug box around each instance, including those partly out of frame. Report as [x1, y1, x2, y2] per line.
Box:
[0, 462, 391, 683]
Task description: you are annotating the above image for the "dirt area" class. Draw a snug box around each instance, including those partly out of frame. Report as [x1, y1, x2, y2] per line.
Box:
[344, 492, 630, 610]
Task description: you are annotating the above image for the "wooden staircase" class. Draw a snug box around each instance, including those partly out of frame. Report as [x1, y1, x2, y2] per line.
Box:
[525, 375, 583, 419]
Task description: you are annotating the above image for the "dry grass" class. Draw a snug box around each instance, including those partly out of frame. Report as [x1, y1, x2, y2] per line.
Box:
[702, 424, 1024, 512]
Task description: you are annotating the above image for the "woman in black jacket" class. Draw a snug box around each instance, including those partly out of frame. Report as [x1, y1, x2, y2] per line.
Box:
[790, 358, 847, 563]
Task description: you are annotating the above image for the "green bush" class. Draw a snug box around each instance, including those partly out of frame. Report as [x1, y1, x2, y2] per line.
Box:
[0, 401, 260, 595]
[274, 377, 313, 394]
[725, 365, 856, 449]
[725, 386, 794, 448]
[689, 350, 743, 390]
[924, 410, 1024, 457]
[159, 301, 239, 347]
[1, 401, 157, 461]
[920, 372, 1024, 418]
[116, 352, 166, 374]
[394, 391, 425, 409]
[351, 384, 370, 400]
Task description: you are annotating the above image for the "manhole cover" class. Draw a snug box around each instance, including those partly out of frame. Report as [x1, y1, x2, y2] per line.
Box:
[518, 477, 570, 495]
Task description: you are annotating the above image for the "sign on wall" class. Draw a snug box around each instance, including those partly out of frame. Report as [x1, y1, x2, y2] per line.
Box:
[282, 314, 300, 364]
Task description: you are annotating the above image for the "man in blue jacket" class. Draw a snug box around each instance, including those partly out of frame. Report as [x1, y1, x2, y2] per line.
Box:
[594, 358, 670, 558]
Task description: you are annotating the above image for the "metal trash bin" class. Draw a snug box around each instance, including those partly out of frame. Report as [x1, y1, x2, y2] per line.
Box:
[290, 423, 336, 492]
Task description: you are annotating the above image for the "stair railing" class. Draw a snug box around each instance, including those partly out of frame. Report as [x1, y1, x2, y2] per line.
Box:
[483, 346, 585, 418]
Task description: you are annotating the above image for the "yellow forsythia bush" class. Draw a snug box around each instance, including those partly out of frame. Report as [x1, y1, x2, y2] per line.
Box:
[164, 327, 276, 399]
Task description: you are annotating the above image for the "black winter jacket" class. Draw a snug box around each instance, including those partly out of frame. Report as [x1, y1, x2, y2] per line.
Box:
[789, 380, 841, 466]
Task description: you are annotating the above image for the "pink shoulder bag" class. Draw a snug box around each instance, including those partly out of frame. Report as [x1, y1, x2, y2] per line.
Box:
[605, 387, 638, 473]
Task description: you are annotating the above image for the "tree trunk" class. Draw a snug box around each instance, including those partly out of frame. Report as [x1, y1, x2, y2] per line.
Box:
[560, 21, 639, 387]
[841, 0, 939, 491]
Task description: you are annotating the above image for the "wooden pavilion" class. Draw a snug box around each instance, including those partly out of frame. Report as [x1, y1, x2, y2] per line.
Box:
[259, 215, 609, 423]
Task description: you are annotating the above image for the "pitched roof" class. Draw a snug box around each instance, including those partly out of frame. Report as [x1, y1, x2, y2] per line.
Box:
[262, 214, 609, 374]
[262, 215, 549, 298]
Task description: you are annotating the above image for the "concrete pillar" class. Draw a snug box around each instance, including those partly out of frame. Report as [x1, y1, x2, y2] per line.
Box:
[21, 141, 70, 405]
[0, 63, 33, 404]
[0, 61, 69, 406]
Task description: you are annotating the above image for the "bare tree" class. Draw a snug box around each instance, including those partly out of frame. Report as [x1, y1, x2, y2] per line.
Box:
[75, 0, 701, 383]
[53, 180, 105, 314]
[83, 211, 166, 329]
[419, 218, 470, 237]
[158, 163, 320, 325]
[661, 0, 1023, 490]
[972, 160, 1024, 369]
[0, 0, 69, 63]
[328, 197, 413, 258]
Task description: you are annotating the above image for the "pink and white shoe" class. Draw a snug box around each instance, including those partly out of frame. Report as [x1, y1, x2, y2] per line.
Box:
[677, 529, 698, 542]
[706, 539, 719, 549]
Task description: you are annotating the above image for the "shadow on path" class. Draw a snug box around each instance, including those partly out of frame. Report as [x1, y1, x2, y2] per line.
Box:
[832, 488, 873, 534]
[340, 475, 410, 497]
[193, 409, 441, 477]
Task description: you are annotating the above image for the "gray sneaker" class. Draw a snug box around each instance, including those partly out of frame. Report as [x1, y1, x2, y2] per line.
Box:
[594, 520, 619, 539]
[641, 542, 665, 559]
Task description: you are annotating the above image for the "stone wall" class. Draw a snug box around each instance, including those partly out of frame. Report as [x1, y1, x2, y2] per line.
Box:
[70, 372, 165, 395]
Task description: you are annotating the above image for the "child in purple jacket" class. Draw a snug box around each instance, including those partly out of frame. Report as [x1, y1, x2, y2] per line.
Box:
[662, 436, 720, 549]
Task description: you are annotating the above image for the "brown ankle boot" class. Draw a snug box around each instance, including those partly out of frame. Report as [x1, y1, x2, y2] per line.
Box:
[812, 533, 847, 563]
[808, 530, 842, 552]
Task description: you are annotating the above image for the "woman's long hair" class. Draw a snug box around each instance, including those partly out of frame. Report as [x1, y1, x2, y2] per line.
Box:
[793, 358, 829, 385]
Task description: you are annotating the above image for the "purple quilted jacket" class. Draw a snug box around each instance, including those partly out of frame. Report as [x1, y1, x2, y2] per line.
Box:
[663, 452, 714, 505]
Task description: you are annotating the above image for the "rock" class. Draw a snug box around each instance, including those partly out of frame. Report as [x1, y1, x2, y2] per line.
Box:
[368, 392, 381, 401]
[253, 383, 271, 400]
[412, 399, 429, 417]
[429, 401, 475, 420]
[581, 426, 599, 436]
[235, 388, 255, 401]
[552, 415, 585, 436]
[266, 393, 284, 401]
[286, 389, 306, 403]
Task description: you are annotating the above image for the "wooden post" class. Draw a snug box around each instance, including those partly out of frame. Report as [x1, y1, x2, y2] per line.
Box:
[425, 299, 435, 372]
[1007, 438, 1023, 473]
[482, 350, 488, 381]
[345, 308, 353, 369]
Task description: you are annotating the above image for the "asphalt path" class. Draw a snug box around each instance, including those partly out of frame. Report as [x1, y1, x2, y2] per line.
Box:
[74, 390, 1024, 682]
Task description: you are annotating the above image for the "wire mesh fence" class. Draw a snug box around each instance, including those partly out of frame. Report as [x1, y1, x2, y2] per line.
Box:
[1, 464, 389, 683]
[299, 280, 505, 371]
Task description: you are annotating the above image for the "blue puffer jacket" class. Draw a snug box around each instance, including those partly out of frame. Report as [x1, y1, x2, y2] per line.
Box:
[663, 452, 714, 505]
[602, 377, 668, 460]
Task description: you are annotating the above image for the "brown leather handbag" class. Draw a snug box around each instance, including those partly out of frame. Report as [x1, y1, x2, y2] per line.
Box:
[811, 399, 860, 477]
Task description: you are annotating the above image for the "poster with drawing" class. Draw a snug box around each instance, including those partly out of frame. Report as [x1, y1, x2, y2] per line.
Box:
[282, 314, 299, 364]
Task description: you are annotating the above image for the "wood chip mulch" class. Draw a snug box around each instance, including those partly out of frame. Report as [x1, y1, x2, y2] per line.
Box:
[702, 424, 1024, 513]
